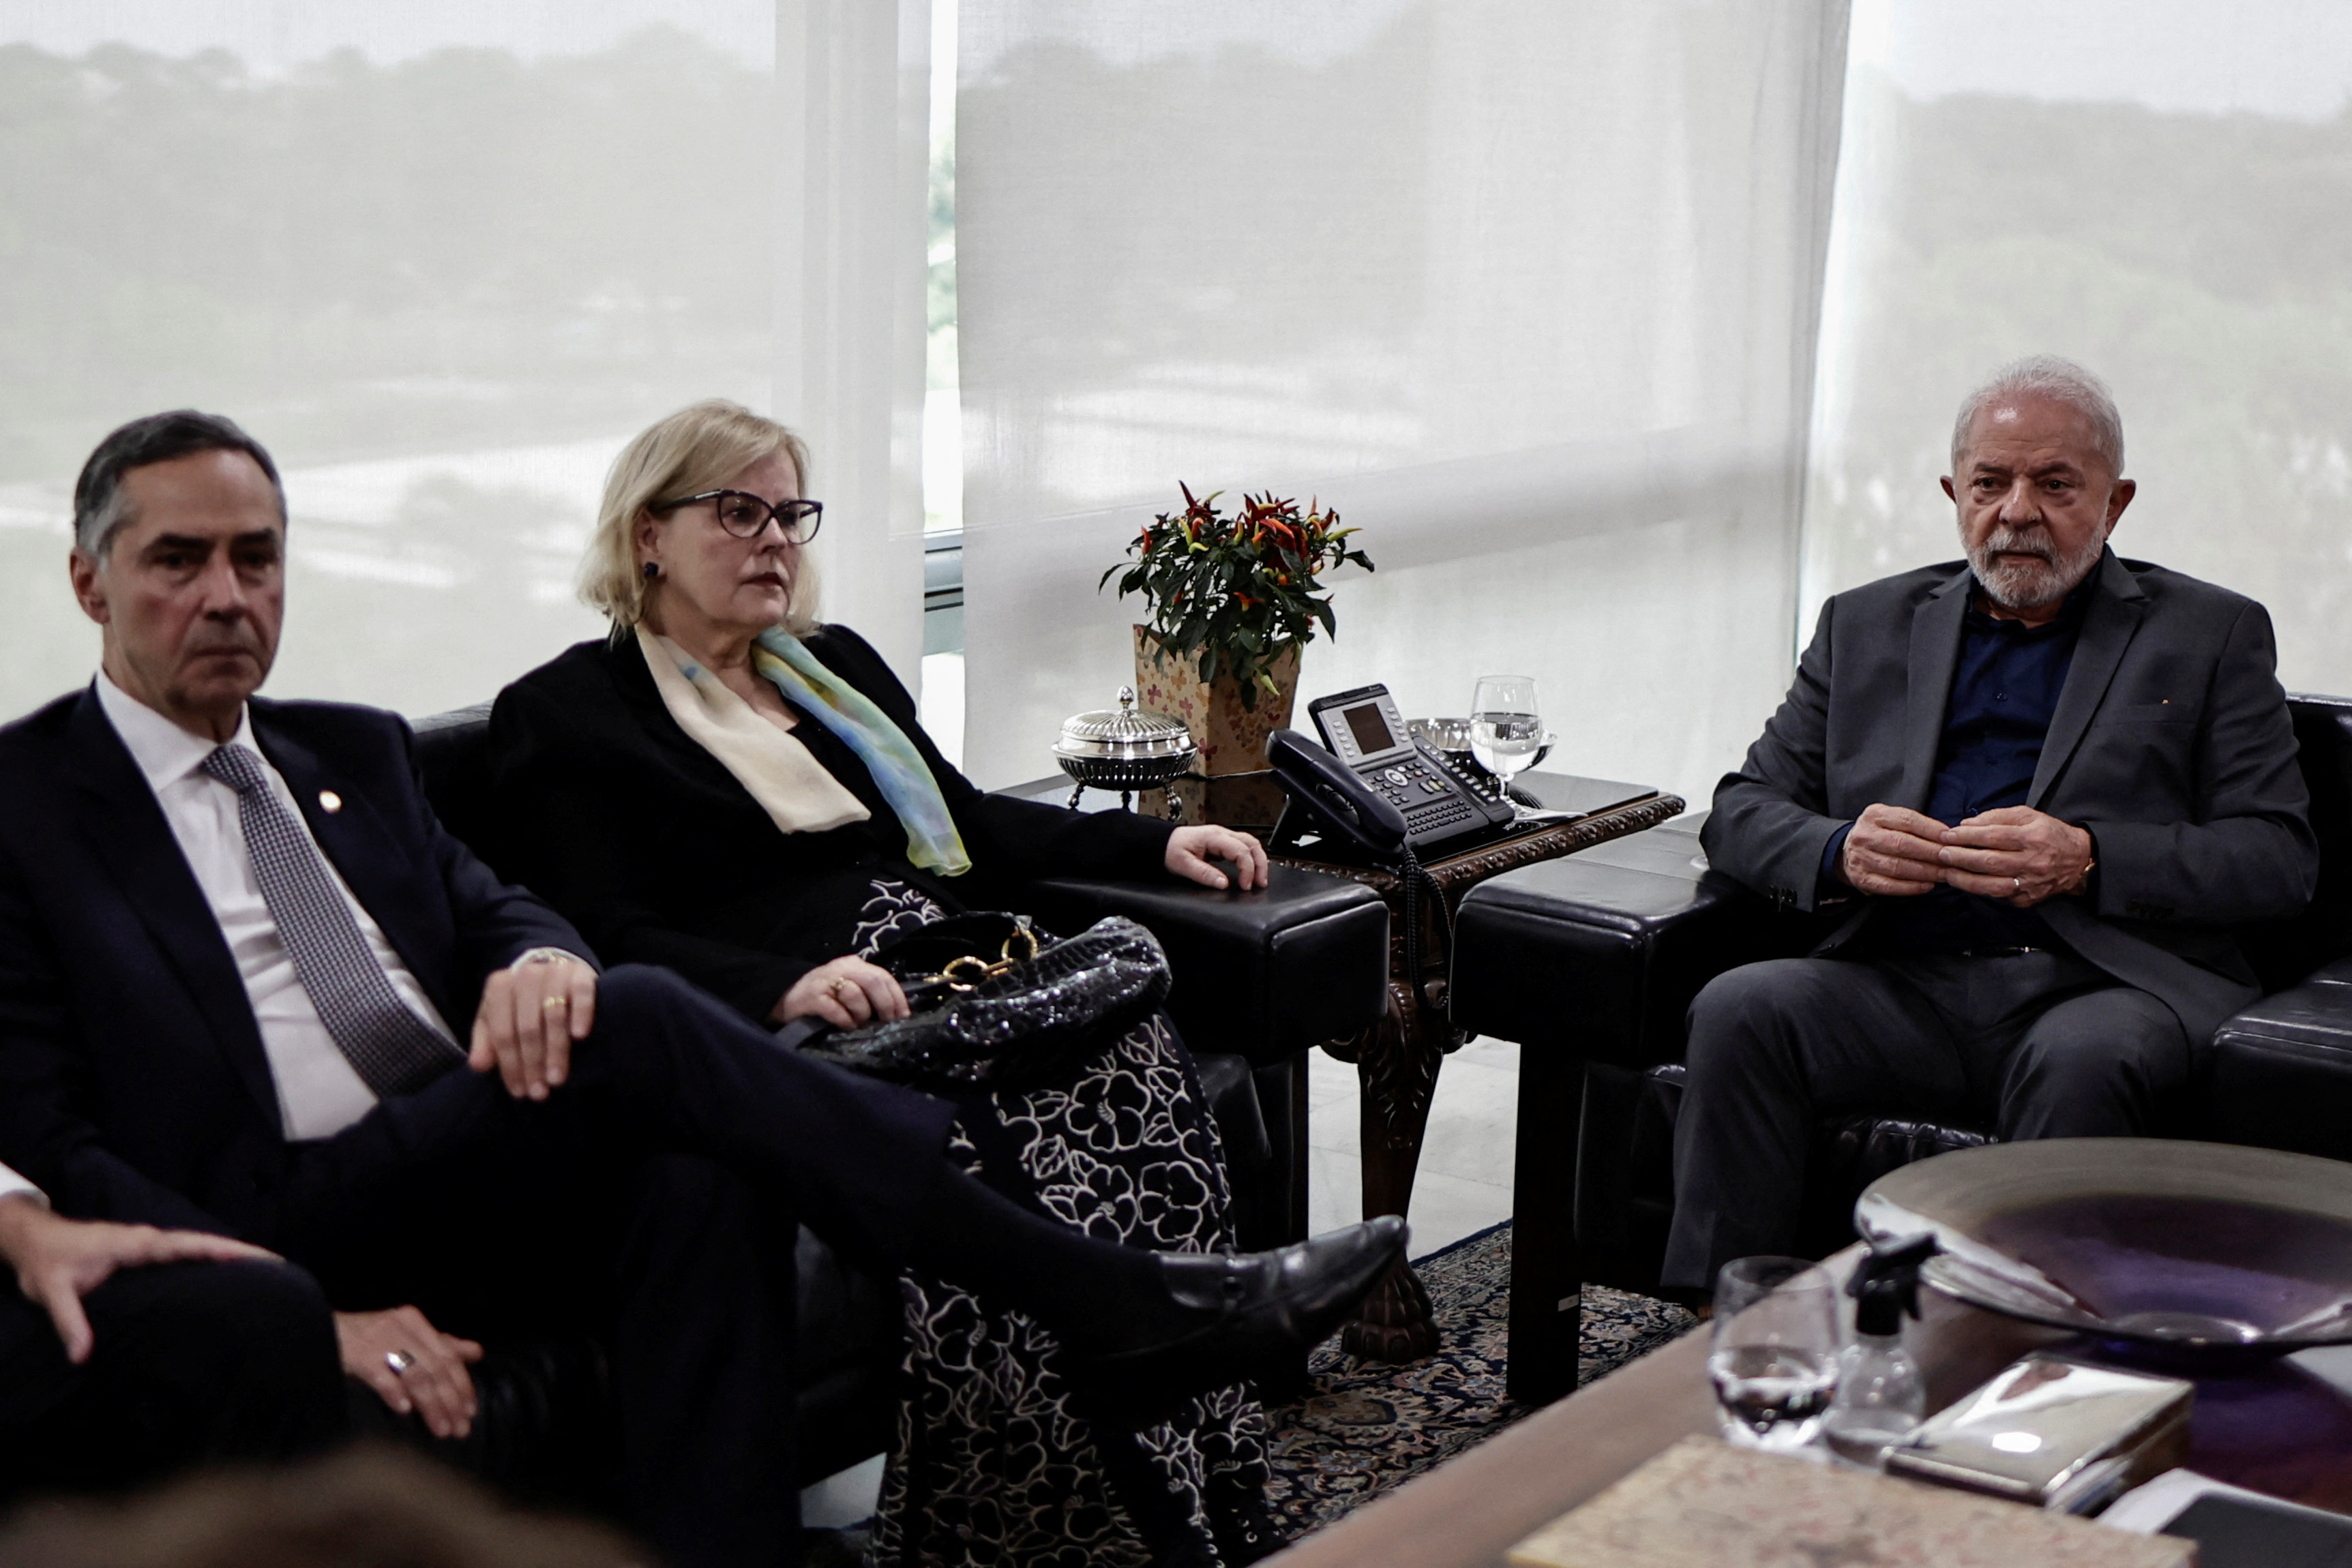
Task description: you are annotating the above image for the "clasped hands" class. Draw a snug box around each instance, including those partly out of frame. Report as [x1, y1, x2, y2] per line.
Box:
[1840, 803, 2094, 907]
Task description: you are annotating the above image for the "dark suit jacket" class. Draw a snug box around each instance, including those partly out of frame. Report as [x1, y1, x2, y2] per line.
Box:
[483, 625, 1173, 1023]
[1702, 549, 2320, 1042]
[0, 687, 591, 1239]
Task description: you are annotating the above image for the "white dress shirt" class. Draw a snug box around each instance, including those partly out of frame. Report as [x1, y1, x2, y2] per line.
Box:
[0, 1163, 41, 1207]
[97, 675, 459, 1141]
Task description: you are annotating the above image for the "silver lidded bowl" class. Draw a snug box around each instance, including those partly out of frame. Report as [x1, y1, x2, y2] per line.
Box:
[1408, 715, 1553, 771]
[1054, 686, 1197, 811]
[1408, 717, 1474, 753]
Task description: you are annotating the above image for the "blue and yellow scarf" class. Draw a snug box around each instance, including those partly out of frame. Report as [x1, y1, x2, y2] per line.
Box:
[750, 629, 970, 876]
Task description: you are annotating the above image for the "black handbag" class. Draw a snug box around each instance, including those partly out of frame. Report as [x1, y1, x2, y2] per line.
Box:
[794, 913, 1172, 1090]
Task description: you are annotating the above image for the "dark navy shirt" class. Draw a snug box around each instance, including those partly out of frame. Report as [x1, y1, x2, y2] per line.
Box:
[1821, 579, 2092, 953]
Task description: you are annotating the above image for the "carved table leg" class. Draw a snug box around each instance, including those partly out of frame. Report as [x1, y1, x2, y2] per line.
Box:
[1341, 977, 1453, 1362]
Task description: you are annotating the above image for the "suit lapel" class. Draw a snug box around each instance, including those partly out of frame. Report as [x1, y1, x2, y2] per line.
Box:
[251, 708, 451, 1025]
[2030, 550, 2147, 807]
[1896, 567, 1974, 809]
[67, 689, 283, 1124]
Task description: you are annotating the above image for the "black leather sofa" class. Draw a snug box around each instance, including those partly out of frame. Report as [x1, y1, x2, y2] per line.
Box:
[395, 704, 1388, 1492]
[1451, 691, 2352, 1405]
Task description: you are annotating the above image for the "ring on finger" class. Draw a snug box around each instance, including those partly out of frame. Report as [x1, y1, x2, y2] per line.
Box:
[541, 995, 567, 1011]
[2012, 875, 2023, 896]
[827, 977, 852, 997]
[385, 1349, 416, 1376]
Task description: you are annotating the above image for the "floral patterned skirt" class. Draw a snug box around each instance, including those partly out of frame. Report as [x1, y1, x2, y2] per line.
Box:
[852, 881, 1280, 1567]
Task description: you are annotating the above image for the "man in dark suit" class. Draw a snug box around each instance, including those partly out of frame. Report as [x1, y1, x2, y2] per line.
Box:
[0, 409, 1400, 1566]
[1663, 356, 2319, 1292]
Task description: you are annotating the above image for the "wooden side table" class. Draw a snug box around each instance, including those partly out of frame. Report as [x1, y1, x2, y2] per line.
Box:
[1274, 773, 1685, 1361]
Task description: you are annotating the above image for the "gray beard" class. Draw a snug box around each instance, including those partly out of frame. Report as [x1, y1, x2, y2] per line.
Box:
[1966, 524, 2106, 612]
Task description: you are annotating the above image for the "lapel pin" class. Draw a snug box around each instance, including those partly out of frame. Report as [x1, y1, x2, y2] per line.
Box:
[318, 790, 343, 814]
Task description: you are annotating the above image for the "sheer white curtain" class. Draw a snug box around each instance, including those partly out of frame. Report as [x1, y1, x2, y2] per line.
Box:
[0, 0, 928, 719]
[1805, 0, 2352, 697]
[954, 1, 1850, 801]
[777, 0, 932, 686]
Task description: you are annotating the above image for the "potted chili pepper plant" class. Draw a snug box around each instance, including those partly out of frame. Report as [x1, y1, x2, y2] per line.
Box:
[1102, 484, 1374, 777]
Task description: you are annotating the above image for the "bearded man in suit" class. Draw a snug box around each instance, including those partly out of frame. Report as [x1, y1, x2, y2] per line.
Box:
[1662, 355, 2319, 1292]
[0, 410, 1399, 1566]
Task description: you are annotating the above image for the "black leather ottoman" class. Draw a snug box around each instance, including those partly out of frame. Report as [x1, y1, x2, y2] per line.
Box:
[1451, 814, 1796, 1403]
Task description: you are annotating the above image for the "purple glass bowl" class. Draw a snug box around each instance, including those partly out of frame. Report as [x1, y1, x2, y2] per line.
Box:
[1857, 1139, 2352, 1355]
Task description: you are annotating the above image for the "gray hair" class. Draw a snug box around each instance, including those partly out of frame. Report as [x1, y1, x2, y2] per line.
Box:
[72, 410, 286, 559]
[1950, 355, 2126, 478]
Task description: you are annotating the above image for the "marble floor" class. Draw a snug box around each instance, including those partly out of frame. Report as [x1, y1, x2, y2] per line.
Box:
[1306, 1036, 1521, 1254]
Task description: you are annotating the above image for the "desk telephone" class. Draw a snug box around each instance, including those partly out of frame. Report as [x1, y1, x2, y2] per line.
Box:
[1266, 683, 1515, 861]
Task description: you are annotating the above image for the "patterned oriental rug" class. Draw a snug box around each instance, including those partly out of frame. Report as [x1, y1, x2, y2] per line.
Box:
[1260, 1221, 1699, 1540]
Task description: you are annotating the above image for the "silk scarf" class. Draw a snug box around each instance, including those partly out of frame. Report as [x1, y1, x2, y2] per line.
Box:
[635, 625, 871, 837]
[749, 628, 971, 876]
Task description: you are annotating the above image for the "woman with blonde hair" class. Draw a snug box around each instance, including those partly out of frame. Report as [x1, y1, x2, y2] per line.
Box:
[486, 400, 1294, 1565]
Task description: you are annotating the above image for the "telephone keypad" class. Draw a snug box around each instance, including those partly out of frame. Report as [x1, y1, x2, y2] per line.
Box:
[1403, 796, 1475, 831]
[1301, 682, 1519, 856]
[1363, 753, 1487, 833]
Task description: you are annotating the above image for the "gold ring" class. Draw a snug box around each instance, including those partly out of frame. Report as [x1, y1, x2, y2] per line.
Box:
[827, 977, 852, 997]
[541, 995, 567, 1010]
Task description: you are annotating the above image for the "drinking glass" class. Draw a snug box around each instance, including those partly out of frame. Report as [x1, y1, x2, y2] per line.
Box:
[1470, 674, 1543, 817]
[1708, 1256, 1841, 1453]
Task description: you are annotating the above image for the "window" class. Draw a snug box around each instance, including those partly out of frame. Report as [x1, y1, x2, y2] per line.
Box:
[0, 3, 776, 718]
[1806, 0, 2352, 697]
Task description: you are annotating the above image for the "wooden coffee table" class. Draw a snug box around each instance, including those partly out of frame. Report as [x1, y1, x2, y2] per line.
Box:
[1264, 1248, 2352, 1566]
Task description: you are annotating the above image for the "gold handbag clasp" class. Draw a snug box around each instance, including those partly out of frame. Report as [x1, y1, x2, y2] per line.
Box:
[936, 924, 1041, 992]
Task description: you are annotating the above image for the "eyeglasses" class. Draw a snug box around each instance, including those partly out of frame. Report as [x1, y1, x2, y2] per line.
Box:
[655, 489, 824, 543]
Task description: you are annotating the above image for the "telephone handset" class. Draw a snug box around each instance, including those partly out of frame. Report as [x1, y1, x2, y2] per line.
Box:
[1265, 682, 1515, 861]
[1266, 729, 1410, 859]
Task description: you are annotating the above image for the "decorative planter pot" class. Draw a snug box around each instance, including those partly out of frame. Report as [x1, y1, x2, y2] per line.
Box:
[1132, 626, 1301, 778]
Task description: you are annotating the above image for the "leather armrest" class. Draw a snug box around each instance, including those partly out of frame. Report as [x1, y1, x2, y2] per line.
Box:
[2214, 956, 2352, 1058]
[2210, 956, 2352, 1159]
[1451, 820, 1801, 1067]
[1014, 865, 1388, 1067]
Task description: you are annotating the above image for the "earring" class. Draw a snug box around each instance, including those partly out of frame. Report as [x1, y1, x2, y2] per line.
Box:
[642, 561, 659, 580]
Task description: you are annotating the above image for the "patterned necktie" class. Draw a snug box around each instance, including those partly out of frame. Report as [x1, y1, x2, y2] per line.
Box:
[201, 743, 461, 1098]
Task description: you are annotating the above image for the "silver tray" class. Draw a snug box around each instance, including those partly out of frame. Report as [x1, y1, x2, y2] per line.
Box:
[1857, 1138, 2352, 1353]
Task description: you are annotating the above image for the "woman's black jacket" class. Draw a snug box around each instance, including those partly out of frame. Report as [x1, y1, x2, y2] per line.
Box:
[483, 625, 1173, 1021]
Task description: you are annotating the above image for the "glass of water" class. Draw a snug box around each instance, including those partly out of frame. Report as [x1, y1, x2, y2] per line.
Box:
[1708, 1256, 1840, 1453]
[1470, 674, 1543, 818]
